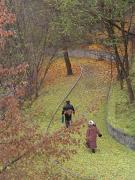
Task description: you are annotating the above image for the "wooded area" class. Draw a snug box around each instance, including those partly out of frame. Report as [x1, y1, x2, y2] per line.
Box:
[0, 0, 135, 179]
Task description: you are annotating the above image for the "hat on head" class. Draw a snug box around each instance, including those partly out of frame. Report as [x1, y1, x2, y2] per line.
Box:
[88, 120, 95, 126]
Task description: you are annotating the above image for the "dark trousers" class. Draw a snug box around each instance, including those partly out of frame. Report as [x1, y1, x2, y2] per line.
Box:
[65, 114, 72, 128]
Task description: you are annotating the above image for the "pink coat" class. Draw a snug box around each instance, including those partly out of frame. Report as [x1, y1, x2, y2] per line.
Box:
[86, 126, 101, 149]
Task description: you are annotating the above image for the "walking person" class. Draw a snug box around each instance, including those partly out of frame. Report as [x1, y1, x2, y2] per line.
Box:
[62, 100, 75, 128]
[86, 120, 102, 153]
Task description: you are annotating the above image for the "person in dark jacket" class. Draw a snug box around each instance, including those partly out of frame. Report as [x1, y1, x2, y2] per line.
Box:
[62, 100, 75, 128]
[86, 120, 102, 153]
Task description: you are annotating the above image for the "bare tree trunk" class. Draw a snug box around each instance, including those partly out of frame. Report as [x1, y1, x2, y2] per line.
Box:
[26, 71, 34, 101]
[35, 76, 39, 98]
[126, 77, 135, 103]
[121, 22, 130, 75]
[120, 80, 124, 90]
[115, 61, 124, 89]
[63, 48, 73, 75]
[105, 21, 134, 102]
[33, 67, 39, 99]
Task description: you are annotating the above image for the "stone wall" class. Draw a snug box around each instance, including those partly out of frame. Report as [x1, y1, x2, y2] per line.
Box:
[58, 49, 116, 61]
[107, 122, 135, 150]
[68, 49, 116, 61]
[106, 85, 135, 151]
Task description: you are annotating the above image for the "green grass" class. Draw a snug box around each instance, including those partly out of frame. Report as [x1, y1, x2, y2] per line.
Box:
[23, 58, 105, 134]
[107, 60, 135, 136]
[107, 82, 135, 136]
[23, 58, 135, 180]
[23, 68, 80, 134]
[64, 104, 135, 180]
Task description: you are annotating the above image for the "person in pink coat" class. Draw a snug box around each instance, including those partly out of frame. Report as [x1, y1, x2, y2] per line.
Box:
[86, 120, 102, 153]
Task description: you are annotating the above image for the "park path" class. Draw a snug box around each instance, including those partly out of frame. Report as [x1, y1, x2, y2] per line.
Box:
[61, 60, 135, 180]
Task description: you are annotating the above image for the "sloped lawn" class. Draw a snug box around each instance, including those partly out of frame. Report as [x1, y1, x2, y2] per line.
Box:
[23, 58, 135, 179]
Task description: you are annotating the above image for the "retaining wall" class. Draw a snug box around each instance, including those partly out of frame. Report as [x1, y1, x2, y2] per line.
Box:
[57, 49, 117, 61]
[106, 85, 135, 150]
[68, 49, 116, 61]
[107, 122, 135, 150]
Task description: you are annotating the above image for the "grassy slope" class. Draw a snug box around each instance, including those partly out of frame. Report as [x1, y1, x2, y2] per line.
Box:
[24, 58, 135, 180]
[107, 60, 135, 136]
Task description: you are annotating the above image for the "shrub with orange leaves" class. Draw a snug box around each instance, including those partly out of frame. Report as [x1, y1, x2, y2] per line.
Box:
[0, 118, 85, 179]
[0, 0, 15, 48]
[0, 1, 38, 177]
